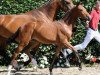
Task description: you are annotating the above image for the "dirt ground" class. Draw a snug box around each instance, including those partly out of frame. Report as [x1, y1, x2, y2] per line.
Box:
[0, 64, 100, 75]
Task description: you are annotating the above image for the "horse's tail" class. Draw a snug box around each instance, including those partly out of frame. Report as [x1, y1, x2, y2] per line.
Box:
[6, 28, 20, 44]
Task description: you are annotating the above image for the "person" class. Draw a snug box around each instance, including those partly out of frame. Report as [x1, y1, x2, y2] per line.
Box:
[62, 0, 100, 67]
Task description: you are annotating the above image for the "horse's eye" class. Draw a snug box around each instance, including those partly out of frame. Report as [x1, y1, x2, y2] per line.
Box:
[80, 9, 83, 11]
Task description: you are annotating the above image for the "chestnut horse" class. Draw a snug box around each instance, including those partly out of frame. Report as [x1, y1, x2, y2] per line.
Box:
[20, 0, 74, 66]
[0, 0, 74, 59]
[10, 3, 90, 75]
[0, 0, 74, 74]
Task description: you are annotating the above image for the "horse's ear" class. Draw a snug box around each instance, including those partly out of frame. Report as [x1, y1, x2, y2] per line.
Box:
[65, 0, 72, 3]
[76, 2, 83, 6]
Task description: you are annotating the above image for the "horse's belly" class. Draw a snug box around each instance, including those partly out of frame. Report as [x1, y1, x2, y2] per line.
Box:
[33, 29, 57, 44]
[0, 26, 12, 38]
[34, 22, 57, 40]
[33, 35, 56, 44]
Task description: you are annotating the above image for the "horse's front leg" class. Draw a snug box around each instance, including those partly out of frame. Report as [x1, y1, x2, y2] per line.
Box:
[49, 46, 62, 75]
[11, 22, 35, 71]
[11, 42, 29, 70]
[23, 41, 40, 66]
[62, 39, 82, 70]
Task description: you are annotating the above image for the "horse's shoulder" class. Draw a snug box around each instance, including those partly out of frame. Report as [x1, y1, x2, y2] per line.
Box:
[54, 20, 65, 27]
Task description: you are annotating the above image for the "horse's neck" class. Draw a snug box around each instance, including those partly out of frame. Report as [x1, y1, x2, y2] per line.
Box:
[38, 1, 58, 20]
[27, 0, 58, 21]
[63, 9, 78, 31]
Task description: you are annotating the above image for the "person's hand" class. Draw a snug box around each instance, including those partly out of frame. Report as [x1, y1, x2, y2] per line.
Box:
[85, 25, 89, 29]
[86, 21, 89, 25]
[85, 21, 89, 29]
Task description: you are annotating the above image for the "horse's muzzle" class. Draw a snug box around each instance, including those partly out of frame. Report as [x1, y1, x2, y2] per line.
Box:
[86, 16, 91, 21]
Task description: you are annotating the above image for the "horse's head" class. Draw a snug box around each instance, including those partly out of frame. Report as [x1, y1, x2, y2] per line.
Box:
[58, 0, 74, 12]
[74, 2, 90, 21]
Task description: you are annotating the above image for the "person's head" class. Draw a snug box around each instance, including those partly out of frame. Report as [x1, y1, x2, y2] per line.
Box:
[95, 0, 100, 10]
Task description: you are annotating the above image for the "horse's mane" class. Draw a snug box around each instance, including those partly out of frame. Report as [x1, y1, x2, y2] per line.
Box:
[62, 6, 75, 20]
[62, 6, 76, 24]
[39, 0, 57, 9]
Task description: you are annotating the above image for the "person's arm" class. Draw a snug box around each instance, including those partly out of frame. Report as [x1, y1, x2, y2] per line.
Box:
[85, 9, 94, 29]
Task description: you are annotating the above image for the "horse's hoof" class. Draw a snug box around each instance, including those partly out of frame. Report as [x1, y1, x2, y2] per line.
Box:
[14, 65, 22, 71]
[78, 66, 82, 71]
[78, 62, 82, 71]
[12, 60, 22, 71]
[49, 69, 53, 75]
[15, 67, 20, 71]
[50, 72, 53, 75]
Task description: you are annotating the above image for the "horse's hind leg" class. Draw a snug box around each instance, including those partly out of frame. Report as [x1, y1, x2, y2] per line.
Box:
[11, 43, 29, 70]
[62, 39, 82, 70]
[49, 46, 62, 75]
[30, 41, 41, 57]
[23, 41, 40, 66]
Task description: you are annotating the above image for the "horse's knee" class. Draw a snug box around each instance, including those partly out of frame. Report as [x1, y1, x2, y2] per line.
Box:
[13, 43, 27, 57]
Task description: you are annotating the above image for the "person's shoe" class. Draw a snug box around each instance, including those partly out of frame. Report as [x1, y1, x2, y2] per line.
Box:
[85, 54, 92, 60]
